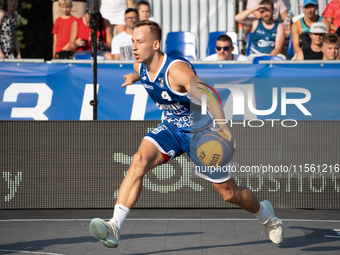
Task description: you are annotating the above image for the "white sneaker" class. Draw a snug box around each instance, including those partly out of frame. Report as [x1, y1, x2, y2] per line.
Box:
[89, 218, 120, 248]
[260, 200, 284, 244]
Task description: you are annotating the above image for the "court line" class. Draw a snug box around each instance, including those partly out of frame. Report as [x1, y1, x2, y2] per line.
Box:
[1, 218, 340, 222]
[0, 249, 64, 255]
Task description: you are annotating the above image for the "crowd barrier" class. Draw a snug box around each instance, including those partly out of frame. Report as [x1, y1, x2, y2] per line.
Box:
[1, 60, 340, 121]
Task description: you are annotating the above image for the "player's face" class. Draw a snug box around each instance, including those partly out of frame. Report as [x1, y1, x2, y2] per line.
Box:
[310, 33, 325, 46]
[259, 5, 273, 23]
[215, 40, 233, 60]
[322, 42, 339, 60]
[303, 4, 317, 19]
[132, 26, 155, 63]
[60, 4, 72, 16]
[138, 5, 150, 20]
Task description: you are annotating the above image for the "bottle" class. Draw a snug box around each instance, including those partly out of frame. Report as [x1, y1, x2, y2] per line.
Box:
[284, 10, 293, 30]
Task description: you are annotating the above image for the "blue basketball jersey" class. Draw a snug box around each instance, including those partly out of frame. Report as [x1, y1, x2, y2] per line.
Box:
[250, 20, 279, 54]
[139, 54, 212, 132]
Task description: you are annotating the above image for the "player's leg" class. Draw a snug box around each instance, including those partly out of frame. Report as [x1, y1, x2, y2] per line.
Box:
[89, 139, 165, 248]
[213, 178, 283, 244]
[116, 139, 164, 208]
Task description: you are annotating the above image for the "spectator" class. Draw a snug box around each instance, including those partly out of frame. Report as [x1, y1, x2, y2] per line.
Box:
[203, 34, 248, 61]
[322, 0, 340, 34]
[236, 0, 288, 34]
[52, 0, 77, 59]
[295, 22, 326, 60]
[0, 0, 21, 59]
[137, 1, 156, 22]
[111, 8, 138, 60]
[69, 8, 113, 60]
[100, 0, 137, 35]
[322, 33, 339, 60]
[235, 0, 285, 60]
[291, 0, 330, 54]
[52, 0, 87, 24]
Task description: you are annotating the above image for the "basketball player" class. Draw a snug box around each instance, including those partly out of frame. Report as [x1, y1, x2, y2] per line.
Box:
[89, 20, 284, 248]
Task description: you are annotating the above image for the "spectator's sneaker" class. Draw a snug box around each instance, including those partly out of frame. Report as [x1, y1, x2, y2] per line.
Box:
[261, 200, 284, 244]
[89, 218, 120, 248]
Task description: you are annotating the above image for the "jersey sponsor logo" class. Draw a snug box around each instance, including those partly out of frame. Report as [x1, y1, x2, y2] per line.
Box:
[143, 83, 154, 90]
[156, 102, 187, 115]
[258, 39, 275, 48]
[256, 29, 265, 35]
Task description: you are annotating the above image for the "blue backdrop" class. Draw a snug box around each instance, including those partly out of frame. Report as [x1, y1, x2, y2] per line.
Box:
[1, 62, 340, 120]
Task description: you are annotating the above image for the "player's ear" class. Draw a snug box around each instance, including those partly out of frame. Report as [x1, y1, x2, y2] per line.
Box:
[153, 40, 160, 50]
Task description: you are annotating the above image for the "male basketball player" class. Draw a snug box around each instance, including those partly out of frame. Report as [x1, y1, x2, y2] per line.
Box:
[89, 20, 284, 248]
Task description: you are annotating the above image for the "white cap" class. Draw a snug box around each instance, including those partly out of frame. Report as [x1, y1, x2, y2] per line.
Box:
[310, 22, 326, 34]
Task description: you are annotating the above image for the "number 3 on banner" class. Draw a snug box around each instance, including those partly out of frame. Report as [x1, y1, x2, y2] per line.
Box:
[3, 83, 53, 120]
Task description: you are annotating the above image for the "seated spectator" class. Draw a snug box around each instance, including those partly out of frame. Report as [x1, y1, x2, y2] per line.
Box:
[291, 0, 330, 54]
[52, 0, 77, 59]
[52, 0, 87, 23]
[236, 0, 288, 34]
[203, 34, 248, 61]
[322, 33, 339, 60]
[235, 0, 285, 60]
[322, 0, 340, 34]
[137, 1, 156, 22]
[69, 8, 113, 60]
[111, 8, 138, 60]
[0, 0, 21, 59]
[100, 0, 137, 35]
[295, 22, 326, 60]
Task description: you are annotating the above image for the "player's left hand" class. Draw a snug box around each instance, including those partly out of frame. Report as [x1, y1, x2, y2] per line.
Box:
[216, 127, 236, 151]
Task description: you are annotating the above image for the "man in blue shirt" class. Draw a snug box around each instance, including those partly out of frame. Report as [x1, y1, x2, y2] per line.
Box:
[235, 0, 285, 60]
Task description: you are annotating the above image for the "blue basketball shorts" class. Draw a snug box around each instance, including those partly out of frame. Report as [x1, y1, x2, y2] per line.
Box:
[143, 120, 232, 183]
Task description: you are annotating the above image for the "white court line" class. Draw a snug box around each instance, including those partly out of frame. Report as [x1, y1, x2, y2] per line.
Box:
[324, 235, 340, 239]
[0, 249, 64, 255]
[1, 218, 340, 222]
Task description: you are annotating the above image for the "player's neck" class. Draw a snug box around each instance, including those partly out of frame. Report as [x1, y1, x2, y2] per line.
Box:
[144, 51, 164, 78]
[61, 14, 71, 19]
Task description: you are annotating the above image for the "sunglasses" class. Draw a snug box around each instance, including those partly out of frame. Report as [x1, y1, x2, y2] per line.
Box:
[216, 46, 230, 51]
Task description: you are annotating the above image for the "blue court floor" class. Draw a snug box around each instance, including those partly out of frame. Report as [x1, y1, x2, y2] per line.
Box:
[0, 208, 340, 255]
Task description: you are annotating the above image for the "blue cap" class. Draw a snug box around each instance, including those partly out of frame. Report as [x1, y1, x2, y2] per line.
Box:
[303, 0, 317, 6]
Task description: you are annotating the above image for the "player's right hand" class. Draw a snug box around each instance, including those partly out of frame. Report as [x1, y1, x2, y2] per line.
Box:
[122, 73, 139, 87]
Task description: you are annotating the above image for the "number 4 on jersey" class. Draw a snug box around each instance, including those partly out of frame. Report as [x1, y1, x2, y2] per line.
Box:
[161, 91, 172, 101]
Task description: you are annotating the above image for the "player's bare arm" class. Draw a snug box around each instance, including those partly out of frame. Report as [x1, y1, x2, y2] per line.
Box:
[122, 61, 140, 87]
[168, 61, 235, 146]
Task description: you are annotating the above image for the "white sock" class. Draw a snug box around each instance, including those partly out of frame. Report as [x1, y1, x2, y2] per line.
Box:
[112, 204, 130, 231]
[254, 203, 270, 224]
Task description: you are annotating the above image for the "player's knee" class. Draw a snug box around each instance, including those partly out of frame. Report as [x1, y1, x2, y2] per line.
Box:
[131, 152, 149, 171]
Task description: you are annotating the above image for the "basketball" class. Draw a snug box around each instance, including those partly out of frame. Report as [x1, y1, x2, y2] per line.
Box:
[196, 131, 234, 167]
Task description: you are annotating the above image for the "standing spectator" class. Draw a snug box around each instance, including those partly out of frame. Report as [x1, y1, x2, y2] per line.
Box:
[322, 0, 340, 34]
[137, 1, 156, 22]
[100, 0, 137, 35]
[52, 0, 87, 24]
[295, 22, 326, 60]
[111, 8, 138, 60]
[235, 0, 285, 60]
[52, 0, 77, 59]
[236, 0, 288, 34]
[203, 35, 248, 61]
[322, 33, 339, 60]
[0, 0, 21, 59]
[69, 8, 113, 60]
[291, 0, 330, 54]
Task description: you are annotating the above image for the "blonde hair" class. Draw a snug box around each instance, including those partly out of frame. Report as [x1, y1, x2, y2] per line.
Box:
[59, 0, 72, 6]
